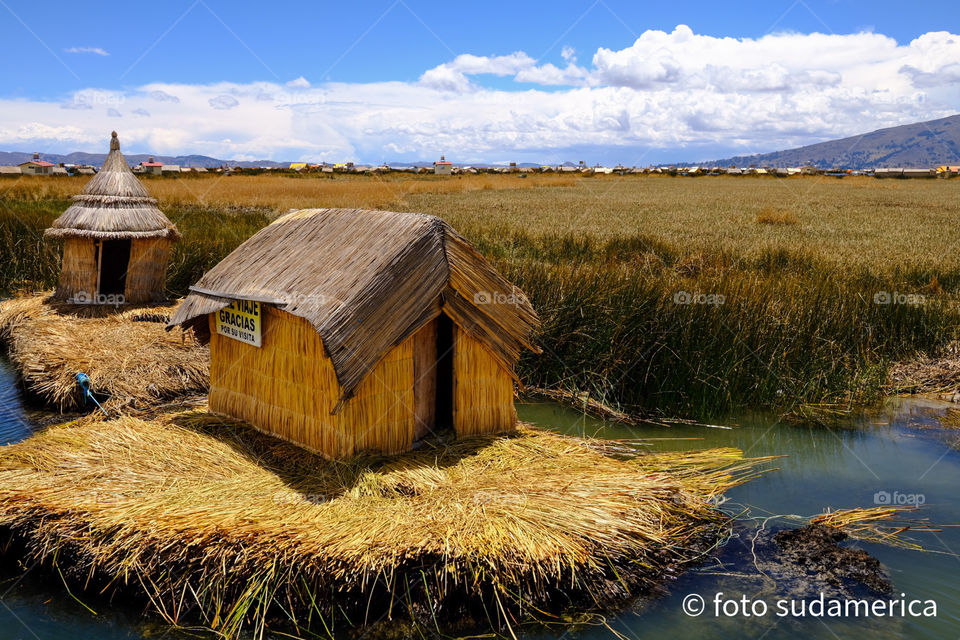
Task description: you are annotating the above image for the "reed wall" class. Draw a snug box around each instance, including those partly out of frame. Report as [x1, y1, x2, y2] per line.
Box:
[54, 237, 97, 301]
[208, 305, 417, 458]
[125, 237, 172, 303]
[412, 318, 438, 439]
[453, 327, 517, 437]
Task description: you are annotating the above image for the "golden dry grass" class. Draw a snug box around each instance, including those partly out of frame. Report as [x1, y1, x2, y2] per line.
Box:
[3, 173, 578, 211]
[5, 174, 960, 415]
[402, 175, 960, 273]
[0, 411, 771, 636]
[0, 294, 208, 411]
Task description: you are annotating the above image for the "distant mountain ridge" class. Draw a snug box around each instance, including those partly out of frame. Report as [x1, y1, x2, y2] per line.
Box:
[6, 115, 959, 170]
[0, 150, 286, 168]
[709, 114, 960, 169]
[0, 150, 542, 169]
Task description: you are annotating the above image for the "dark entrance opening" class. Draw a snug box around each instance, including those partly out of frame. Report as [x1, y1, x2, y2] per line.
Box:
[98, 239, 131, 297]
[434, 313, 454, 429]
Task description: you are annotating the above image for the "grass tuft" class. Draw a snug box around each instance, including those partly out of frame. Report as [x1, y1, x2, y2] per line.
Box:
[755, 207, 799, 225]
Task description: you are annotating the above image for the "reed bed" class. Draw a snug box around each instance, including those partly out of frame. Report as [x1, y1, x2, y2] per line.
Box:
[2, 173, 578, 212]
[0, 294, 208, 410]
[4, 175, 959, 417]
[0, 412, 770, 637]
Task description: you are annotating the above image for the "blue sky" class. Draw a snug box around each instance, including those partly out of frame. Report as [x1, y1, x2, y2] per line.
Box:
[1, 1, 958, 163]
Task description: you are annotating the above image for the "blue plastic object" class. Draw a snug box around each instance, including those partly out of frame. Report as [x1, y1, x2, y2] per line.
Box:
[76, 372, 108, 416]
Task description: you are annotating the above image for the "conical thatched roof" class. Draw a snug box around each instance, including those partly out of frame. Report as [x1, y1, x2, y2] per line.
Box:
[169, 208, 540, 402]
[45, 132, 179, 240]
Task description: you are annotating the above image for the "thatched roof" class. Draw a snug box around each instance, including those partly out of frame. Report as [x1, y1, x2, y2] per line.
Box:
[169, 208, 540, 404]
[45, 132, 179, 241]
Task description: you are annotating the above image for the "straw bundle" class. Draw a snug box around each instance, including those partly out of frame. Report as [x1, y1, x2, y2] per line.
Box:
[811, 507, 929, 550]
[0, 412, 772, 637]
[0, 294, 208, 410]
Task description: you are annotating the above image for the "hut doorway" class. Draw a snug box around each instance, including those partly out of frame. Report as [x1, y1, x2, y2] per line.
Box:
[434, 314, 455, 429]
[97, 239, 131, 297]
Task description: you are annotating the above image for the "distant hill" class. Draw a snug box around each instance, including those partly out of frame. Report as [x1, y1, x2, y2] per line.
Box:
[0, 150, 287, 168]
[709, 114, 960, 169]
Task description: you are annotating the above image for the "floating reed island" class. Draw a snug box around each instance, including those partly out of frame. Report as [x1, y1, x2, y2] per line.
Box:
[0, 131, 203, 412]
[0, 294, 207, 411]
[0, 200, 775, 636]
[0, 410, 771, 637]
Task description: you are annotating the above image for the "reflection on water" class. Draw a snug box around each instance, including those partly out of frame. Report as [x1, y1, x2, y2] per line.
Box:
[516, 398, 960, 640]
[1, 350, 959, 639]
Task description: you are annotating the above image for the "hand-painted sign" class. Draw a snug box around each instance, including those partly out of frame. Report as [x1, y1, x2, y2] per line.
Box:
[215, 300, 262, 347]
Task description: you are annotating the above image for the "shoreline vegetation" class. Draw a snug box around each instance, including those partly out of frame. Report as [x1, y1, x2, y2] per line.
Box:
[3, 173, 957, 417]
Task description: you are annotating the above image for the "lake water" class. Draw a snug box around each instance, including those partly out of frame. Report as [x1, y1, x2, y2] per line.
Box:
[1, 358, 959, 639]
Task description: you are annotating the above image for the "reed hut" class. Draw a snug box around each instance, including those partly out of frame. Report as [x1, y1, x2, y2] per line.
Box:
[45, 132, 179, 304]
[168, 208, 540, 459]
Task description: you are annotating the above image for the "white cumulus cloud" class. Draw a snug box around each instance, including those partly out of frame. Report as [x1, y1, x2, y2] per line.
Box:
[2, 27, 958, 162]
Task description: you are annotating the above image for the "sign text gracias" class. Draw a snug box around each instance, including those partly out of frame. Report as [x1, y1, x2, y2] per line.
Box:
[216, 300, 262, 347]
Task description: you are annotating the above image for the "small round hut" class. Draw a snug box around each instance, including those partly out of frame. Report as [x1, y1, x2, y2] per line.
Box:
[45, 131, 179, 304]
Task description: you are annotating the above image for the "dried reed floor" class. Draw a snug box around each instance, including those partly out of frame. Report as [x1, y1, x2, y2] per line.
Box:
[0, 294, 208, 411]
[0, 411, 770, 637]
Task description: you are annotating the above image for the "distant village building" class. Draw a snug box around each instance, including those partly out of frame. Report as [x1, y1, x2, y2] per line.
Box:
[45, 132, 180, 304]
[139, 157, 163, 175]
[19, 153, 54, 175]
[434, 156, 452, 175]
